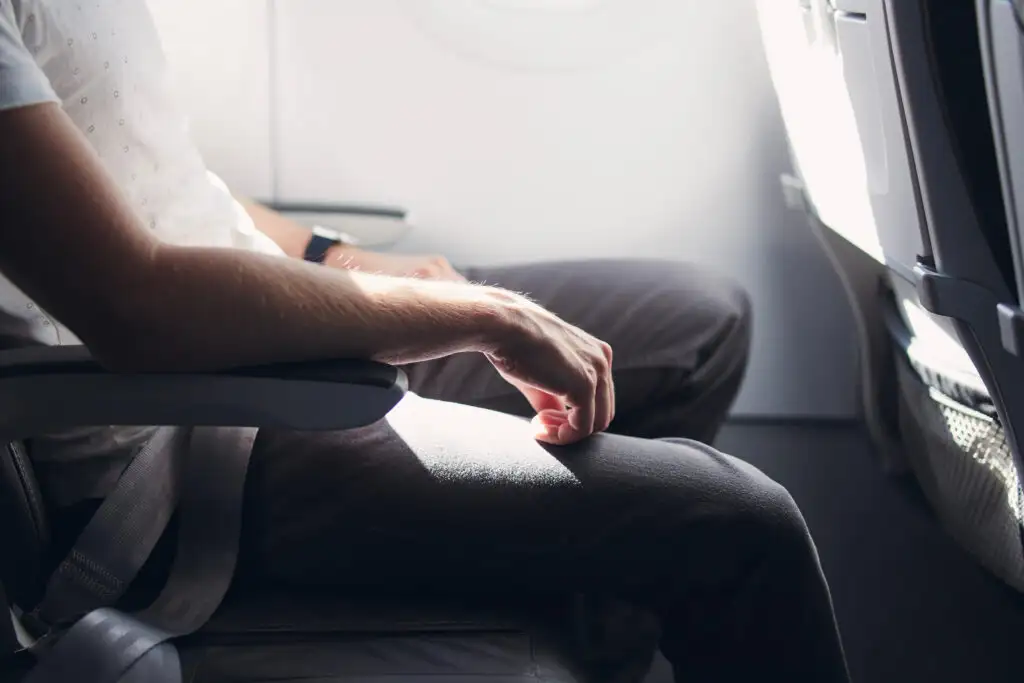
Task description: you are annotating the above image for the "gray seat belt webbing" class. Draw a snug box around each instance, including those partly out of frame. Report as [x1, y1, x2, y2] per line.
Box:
[35, 427, 187, 625]
[24, 426, 257, 683]
[1, 581, 20, 658]
[138, 427, 257, 634]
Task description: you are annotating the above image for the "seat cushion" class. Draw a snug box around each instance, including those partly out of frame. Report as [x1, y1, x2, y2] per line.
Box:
[180, 590, 588, 682]
[181, 630, 582, 683]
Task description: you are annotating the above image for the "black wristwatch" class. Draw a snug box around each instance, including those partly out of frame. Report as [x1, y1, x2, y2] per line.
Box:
[303, 225, 360, 264]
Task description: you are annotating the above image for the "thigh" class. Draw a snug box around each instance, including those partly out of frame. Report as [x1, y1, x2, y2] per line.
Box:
[401, 259, 752, 435]
[461, 260, 748, 369]
[241, 393, 792, 601]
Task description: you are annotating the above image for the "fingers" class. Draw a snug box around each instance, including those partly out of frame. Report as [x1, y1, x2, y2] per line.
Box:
[430, 256, 466, 282]
[488, 309, 614, 445]
[601, 341, 615, 428]
[562, 352, 609, 442]
[591, 364, 613, 434]
[409, 255, 463, 281]
[566, 367, 597, 439]
[591, 345, 612, 434]
[521, 385, 564, 414]
[533, 410, 591, 446]
[536, 339, 614, 445]
[509, 381, 582, 446]
[595, 375, 613, 433]
[603, 370, 616, 429]
[532, 409, 569, 443]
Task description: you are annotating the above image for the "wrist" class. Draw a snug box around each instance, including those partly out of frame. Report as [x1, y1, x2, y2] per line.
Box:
[350, 273, 524, 359]
[471, 286, 531, 353]
[321, 242, 360, 267]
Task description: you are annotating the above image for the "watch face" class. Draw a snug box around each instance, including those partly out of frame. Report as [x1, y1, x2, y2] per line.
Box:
[305, 233, 340, 264]
[311, 224, 360, 246]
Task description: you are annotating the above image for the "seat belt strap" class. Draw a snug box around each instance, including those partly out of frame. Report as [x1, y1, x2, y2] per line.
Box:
[22, 426, 257, 683]
[34, 428, 187, 625]
[1, 580, 21, 659]
[137, 427, 257, 634]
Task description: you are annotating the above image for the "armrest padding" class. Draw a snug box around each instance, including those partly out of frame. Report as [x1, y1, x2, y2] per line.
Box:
[0, 346, 407, 440]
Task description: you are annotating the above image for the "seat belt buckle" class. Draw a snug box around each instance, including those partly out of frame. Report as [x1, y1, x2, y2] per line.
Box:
[18, 608, 59, 656]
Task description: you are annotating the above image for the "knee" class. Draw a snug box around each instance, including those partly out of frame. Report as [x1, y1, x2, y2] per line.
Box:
[750, 476, 812, 552]
[690, 270, 752, 371]
[714, 455, 814, 554]
[639, 263, 753, 372]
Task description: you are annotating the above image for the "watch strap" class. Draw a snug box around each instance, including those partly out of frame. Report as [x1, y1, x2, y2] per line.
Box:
[303, 225, 360, 264]
[303, 233, 340, 264]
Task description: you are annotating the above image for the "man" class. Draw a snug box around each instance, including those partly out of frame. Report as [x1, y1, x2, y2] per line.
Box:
[0, 1, 850, 681]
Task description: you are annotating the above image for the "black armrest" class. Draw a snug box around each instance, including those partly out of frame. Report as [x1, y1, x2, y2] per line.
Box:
[0, 346, 408, 440]
[258, 203, 413, 249]
[261, 202, 407, 220]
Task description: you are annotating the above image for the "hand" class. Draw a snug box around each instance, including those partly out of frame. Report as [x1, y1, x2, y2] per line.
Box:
[325, 247, 466, 282]
[483, 293, 615, 446]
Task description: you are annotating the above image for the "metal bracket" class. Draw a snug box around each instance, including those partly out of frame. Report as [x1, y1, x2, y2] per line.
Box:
[915, 260, 1024, 359]
[998, 303, 1024, 357]
[914, 261, 1000, 322]
[914, 260, 1024, 487]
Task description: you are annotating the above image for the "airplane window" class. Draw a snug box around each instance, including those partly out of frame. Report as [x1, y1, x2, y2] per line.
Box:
[396, 0, 700, 70]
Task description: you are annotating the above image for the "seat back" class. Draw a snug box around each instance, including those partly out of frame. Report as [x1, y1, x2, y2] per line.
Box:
[884, 0, 1024, 494]
[758, 0, 1024, 590]
[979, 0, 1024, 316]
[925, 1, 1014, 290]
[757, 0, 934, 469]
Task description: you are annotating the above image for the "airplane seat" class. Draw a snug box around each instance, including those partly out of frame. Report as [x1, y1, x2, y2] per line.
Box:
[978, 1, 1024, 364]
[889, 0, 1024, 591]
[758, 0, 1024, 592]
[0, 347, 589, 682]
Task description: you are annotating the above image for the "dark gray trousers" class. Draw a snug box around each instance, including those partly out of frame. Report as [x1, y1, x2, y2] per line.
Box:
[404, 259, 752, 444]
[238, 259, 850, 682]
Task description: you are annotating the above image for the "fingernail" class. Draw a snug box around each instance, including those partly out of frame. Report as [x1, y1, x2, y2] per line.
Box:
[558, 423, 574, 442]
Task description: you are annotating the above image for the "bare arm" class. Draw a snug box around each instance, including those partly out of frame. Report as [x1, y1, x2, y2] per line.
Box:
[233, 195, 314, 260]
[0, 103, 512, 372]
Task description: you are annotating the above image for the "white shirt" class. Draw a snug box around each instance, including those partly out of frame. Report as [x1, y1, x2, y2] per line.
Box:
[0, 0, 284, 505]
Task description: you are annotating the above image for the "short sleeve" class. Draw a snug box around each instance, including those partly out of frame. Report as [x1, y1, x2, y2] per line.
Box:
[0, 2, 58, 111]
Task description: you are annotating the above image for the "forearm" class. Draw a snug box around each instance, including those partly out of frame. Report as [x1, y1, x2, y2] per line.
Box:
[105, 245, 512, 372]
